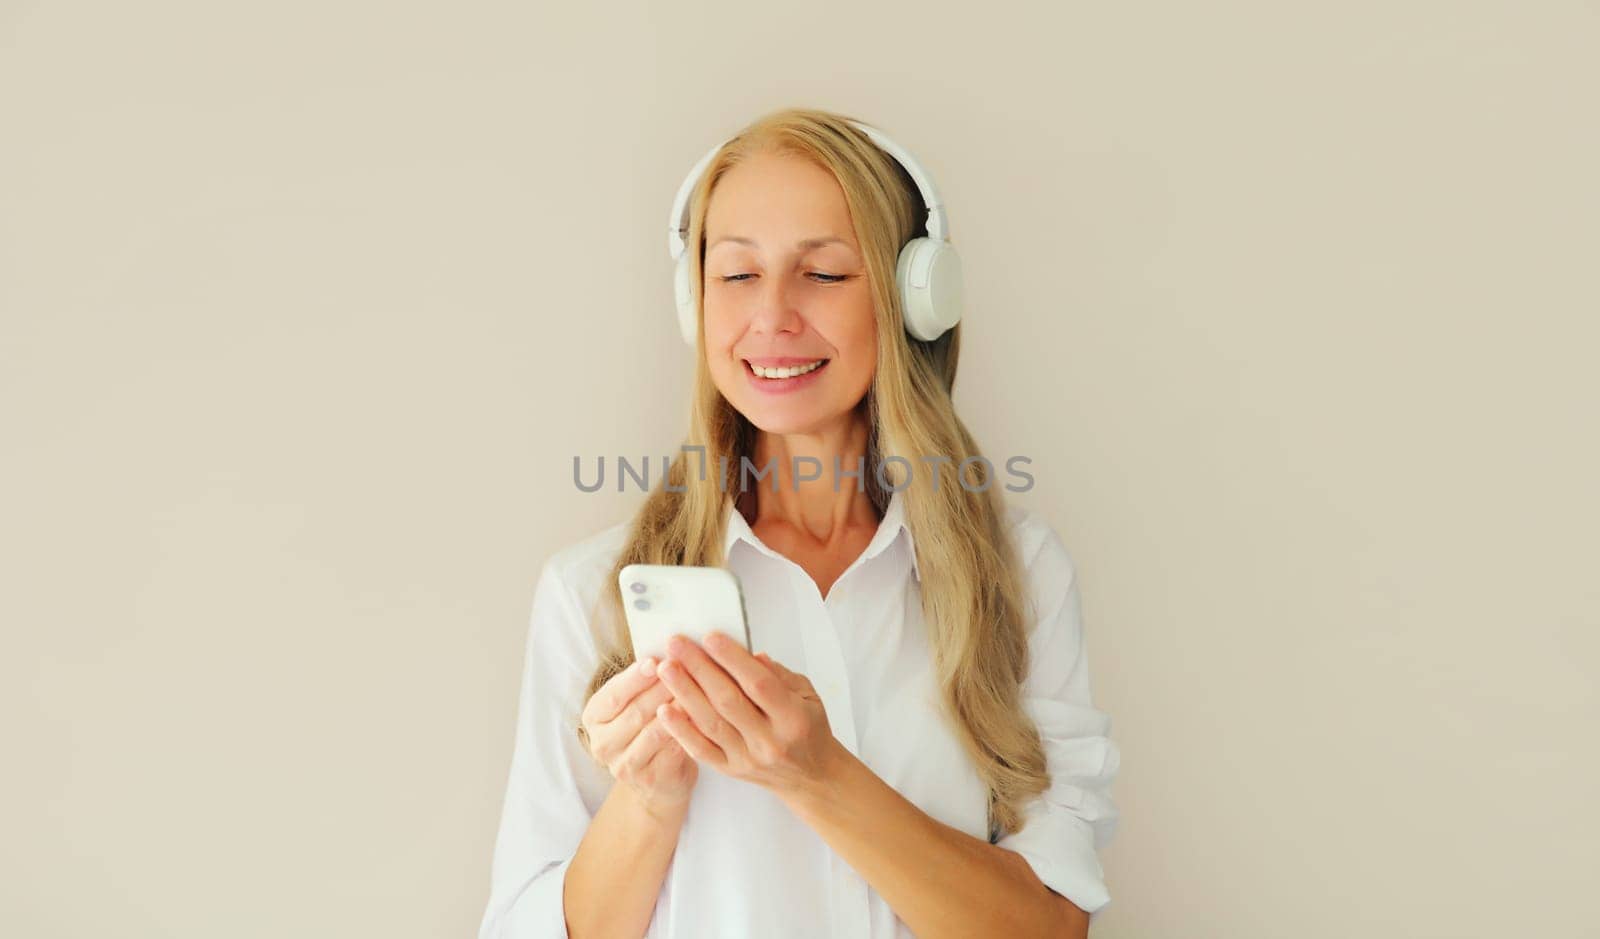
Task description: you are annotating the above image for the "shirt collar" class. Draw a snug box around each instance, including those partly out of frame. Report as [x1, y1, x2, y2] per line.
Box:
[722, 487, 921, 583]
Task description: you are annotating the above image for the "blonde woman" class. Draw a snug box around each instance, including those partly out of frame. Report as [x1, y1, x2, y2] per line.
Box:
[478, 107, 1120, 939]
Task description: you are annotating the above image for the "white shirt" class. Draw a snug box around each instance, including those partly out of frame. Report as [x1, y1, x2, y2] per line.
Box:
[477, 488, 1120, 938]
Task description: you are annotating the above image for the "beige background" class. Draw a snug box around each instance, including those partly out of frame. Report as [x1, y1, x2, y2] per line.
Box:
[3, 2, 1595, 936]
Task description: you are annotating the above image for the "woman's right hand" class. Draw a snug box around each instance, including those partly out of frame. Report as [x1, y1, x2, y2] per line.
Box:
[581, 655, 699, 815]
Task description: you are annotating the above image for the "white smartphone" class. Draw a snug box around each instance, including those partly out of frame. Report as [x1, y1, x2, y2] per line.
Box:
[618, 563, 752, 663]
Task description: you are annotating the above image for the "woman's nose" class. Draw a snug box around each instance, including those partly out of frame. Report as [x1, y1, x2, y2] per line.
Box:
[747, 277, 805, 335]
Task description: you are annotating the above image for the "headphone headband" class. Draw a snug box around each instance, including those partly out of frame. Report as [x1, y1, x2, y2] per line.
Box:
[667, 120, 949, 261]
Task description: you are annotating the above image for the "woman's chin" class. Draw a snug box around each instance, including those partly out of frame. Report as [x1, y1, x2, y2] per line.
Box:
[743, 408, 833, 437]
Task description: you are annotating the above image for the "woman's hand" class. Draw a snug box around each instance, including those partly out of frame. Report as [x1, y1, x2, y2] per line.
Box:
[580, 656, 699, 816]
[654, 631, 841, 800]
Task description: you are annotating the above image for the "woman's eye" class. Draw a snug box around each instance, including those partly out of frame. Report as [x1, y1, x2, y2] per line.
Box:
[716, 273, 847, 284]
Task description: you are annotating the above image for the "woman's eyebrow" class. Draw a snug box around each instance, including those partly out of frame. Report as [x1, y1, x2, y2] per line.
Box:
[708, 235, 853, 251]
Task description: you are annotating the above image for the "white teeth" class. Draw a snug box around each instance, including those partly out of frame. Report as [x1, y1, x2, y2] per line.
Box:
[749, 359, 826, 379]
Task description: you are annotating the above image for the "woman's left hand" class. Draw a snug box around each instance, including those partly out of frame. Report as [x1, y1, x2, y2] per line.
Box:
[654, 630, 840, 799]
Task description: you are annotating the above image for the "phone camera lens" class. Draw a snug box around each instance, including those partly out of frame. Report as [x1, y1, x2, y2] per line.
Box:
[629, 582, 646, 594]
[633, 598, 651, 610]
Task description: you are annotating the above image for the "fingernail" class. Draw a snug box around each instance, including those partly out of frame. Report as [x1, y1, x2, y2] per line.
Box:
[639, 656, 655, 676]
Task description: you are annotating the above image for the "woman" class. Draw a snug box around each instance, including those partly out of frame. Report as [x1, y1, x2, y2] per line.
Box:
[478, 107, 1119, 939]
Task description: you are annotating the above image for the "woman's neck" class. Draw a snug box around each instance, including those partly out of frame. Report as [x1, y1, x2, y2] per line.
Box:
[740, 415, 879, 544]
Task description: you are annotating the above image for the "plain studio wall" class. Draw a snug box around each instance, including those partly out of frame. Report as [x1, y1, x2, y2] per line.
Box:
[3, 2, 1595, 937]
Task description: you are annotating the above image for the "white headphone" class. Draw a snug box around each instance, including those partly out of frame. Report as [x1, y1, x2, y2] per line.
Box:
[666, 120, 964, 347]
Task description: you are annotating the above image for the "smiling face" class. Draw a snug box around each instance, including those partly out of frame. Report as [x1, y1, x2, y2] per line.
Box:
[700, 150, 878, 436]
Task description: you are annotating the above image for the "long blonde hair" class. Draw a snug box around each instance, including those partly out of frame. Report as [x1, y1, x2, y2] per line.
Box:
[580, 106, 1046, 841]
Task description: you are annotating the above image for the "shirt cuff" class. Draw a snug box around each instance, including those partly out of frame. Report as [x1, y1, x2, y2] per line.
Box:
[991, 696, 1120, 918]
[482, 855, 576, 939]
[997, 801, 1112, 916]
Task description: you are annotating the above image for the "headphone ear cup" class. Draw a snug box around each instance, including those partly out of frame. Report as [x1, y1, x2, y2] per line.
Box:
[895, 238, 964, 342]
[673, 253, 698, 346]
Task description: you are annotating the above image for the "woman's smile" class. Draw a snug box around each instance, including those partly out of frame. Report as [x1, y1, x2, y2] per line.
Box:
[742, 356, 832, 393]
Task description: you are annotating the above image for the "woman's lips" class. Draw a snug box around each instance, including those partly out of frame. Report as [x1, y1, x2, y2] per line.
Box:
[743, 356, 829, 368]
[742, 358, 830, 395]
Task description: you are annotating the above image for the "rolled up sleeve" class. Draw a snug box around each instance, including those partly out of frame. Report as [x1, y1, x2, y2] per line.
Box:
[478, 559, 606, 939]
[993, 524, 1121, 920]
